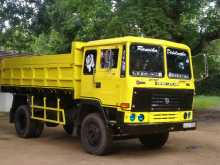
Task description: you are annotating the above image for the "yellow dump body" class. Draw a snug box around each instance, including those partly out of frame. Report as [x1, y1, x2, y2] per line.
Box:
[0, 42, 84, 99]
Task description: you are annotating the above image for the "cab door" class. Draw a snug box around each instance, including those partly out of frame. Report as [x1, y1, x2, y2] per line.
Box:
[80, 48, 98, 99]
[95, 45, 122, 106]
[80, 45, 122, 106]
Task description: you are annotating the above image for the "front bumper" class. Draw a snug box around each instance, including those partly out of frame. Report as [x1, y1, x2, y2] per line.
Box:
[118, 121, 196, 136]
[124, 111, 193, 124]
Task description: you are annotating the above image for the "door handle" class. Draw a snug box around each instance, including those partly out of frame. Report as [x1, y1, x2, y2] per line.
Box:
[95, 82, 101, 88]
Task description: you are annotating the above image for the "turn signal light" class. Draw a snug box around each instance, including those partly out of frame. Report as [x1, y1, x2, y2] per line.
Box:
[120, 103, 130, 109]
[184, 112, 191, 119]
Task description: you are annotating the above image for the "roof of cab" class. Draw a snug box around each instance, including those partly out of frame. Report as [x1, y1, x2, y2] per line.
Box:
[83, 36, 190, 50]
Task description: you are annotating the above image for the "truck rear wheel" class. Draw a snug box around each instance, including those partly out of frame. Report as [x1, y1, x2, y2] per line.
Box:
[15, 105, 44, 138]
[139, 132, 169, 149]
[80, 113, 112, 155]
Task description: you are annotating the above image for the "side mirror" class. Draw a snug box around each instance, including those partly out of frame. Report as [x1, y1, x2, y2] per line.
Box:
[193, 54, 209, 82]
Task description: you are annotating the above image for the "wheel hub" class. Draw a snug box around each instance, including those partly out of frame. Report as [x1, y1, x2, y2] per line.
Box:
[86, 123, 101, 147]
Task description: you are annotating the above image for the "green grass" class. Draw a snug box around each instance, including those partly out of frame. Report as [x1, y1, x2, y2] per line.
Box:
[194, 95, 220, 110]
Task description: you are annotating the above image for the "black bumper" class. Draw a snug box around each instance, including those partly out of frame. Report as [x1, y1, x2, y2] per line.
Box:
[118, 122, 196, 136]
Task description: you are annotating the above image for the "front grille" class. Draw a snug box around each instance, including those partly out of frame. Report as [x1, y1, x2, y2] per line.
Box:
[150, 112, 179, 122]
[132, 88, 193, 112]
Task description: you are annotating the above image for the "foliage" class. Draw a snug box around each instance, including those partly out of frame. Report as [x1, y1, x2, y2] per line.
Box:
[31, 0, 113, 52]
[1, 0, 219, 54]
[0, 0, 220, 94]
[31, 30, 68, 54]
[194, 39, 220, 95]
[0, 0, 43, 52]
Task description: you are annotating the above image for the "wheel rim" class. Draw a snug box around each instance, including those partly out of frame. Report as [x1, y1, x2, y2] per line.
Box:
[85, 122, 101, 147]
[17, 110, 27, 131]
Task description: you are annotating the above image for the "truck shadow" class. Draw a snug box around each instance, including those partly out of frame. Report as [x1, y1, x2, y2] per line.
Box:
[38, 129, 205, 157]
[1, 112, 220, 157]
[197, 109, 220, 122]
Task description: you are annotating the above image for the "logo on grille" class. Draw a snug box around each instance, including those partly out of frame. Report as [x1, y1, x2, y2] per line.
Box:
[164, 98, 170, 104]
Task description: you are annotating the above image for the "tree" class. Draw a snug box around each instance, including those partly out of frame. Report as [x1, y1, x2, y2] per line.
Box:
[0, 0, 219, 55]
[107, 0, 220, 55]
[31, 0, 113, 52]
[31, 30, 67, 54]
[0, 0, 220, 94]
[0, 0, 43, 52]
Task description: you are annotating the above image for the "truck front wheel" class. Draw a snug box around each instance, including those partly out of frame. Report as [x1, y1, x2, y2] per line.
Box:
[139, 132, 169, 149]
[80, 113, 112, 155]
[15, 105, 44, 138]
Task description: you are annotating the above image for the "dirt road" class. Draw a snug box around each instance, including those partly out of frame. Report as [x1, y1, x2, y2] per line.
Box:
[0, 110, 220, 165]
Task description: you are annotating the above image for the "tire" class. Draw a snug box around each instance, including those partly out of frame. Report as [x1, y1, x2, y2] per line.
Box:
[32, 121, 44, 138]
[80, 113, 112, 155]
[139, 132, 169, 149]
[14, 105, 44, 138]
[63, 123, 74, 135]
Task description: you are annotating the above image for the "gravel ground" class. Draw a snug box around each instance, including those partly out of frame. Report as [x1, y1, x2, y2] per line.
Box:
[0, 110, 220, 165]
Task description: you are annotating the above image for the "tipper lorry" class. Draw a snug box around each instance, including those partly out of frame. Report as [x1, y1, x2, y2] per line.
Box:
[0, 36, 196, 155]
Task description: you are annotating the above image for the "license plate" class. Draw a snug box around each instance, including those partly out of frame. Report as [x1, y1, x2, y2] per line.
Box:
[183, 122, 196, 129]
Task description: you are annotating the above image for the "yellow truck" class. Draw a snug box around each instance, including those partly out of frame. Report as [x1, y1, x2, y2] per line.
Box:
[0, 36, 196, 155]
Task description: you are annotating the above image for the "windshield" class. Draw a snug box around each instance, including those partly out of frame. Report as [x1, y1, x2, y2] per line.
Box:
[166, 48, 191, 79]
[130, 44, 164, 77]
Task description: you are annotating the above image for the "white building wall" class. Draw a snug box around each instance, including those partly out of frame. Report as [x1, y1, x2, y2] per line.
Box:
[0, 93, 13, 112]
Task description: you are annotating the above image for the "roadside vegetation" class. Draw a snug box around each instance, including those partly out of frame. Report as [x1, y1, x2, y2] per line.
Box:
[194, 95, 220, 110]
[0, 1, 220, 97]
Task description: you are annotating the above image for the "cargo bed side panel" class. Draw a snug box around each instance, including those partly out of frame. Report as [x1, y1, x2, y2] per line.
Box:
[0, 54, 75, 90]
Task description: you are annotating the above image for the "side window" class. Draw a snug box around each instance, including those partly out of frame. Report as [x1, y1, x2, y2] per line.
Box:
[83, 50, 97, 75]
[100, 49, 118, 68]
[120, 45, 126, 77]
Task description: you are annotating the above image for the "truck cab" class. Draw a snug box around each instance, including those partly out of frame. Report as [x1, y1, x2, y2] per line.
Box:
[79, 36, 196, 154]
[80, 36, 195, 126]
